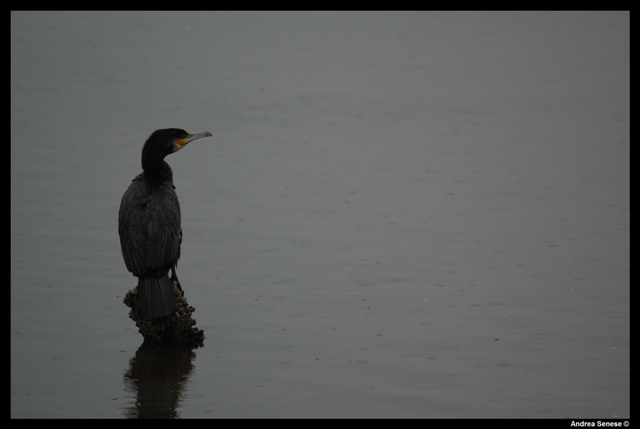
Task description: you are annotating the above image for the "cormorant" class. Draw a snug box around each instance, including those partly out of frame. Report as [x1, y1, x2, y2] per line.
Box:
[119, 128, 212, 319]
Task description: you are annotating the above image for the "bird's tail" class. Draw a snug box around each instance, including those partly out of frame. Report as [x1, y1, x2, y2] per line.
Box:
[137, 274, 176, 319]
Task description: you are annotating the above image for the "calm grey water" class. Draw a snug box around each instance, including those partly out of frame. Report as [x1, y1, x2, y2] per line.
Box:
[11, 11, 629, 418]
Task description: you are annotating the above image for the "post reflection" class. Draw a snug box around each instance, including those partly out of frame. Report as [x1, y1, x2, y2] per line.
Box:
[122, 341, 202, 418]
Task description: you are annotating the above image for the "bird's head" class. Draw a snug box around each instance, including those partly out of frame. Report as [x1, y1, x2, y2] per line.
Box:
[144, 128, 213, 158]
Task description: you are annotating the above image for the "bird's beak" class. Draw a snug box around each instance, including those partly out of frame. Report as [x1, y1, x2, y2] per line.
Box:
[174, 131, 213, 151]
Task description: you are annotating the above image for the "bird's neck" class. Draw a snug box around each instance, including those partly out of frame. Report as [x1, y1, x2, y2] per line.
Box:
[142, 153, 173, 184]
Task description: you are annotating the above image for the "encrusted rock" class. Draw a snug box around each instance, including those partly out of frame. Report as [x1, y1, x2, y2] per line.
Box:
[123, 280, 204, 347]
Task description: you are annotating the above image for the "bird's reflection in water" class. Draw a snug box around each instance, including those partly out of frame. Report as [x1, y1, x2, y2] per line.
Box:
[122, 341, 201, 419]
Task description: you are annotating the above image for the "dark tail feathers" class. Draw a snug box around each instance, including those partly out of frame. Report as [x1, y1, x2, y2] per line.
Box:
[137, 274, 176, 319]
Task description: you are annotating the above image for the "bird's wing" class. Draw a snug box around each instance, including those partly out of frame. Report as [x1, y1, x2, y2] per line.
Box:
[143, 186, 181, 270]
[118, 179, 181, 276]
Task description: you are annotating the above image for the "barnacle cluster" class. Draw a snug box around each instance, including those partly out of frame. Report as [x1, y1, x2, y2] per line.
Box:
[123, 280, 204, 347]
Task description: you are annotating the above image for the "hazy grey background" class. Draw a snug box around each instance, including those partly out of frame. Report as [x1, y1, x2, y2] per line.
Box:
[11, 11, 629, 418]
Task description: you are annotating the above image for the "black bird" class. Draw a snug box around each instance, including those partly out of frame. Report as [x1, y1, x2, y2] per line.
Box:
[119, 129, 212, 319]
